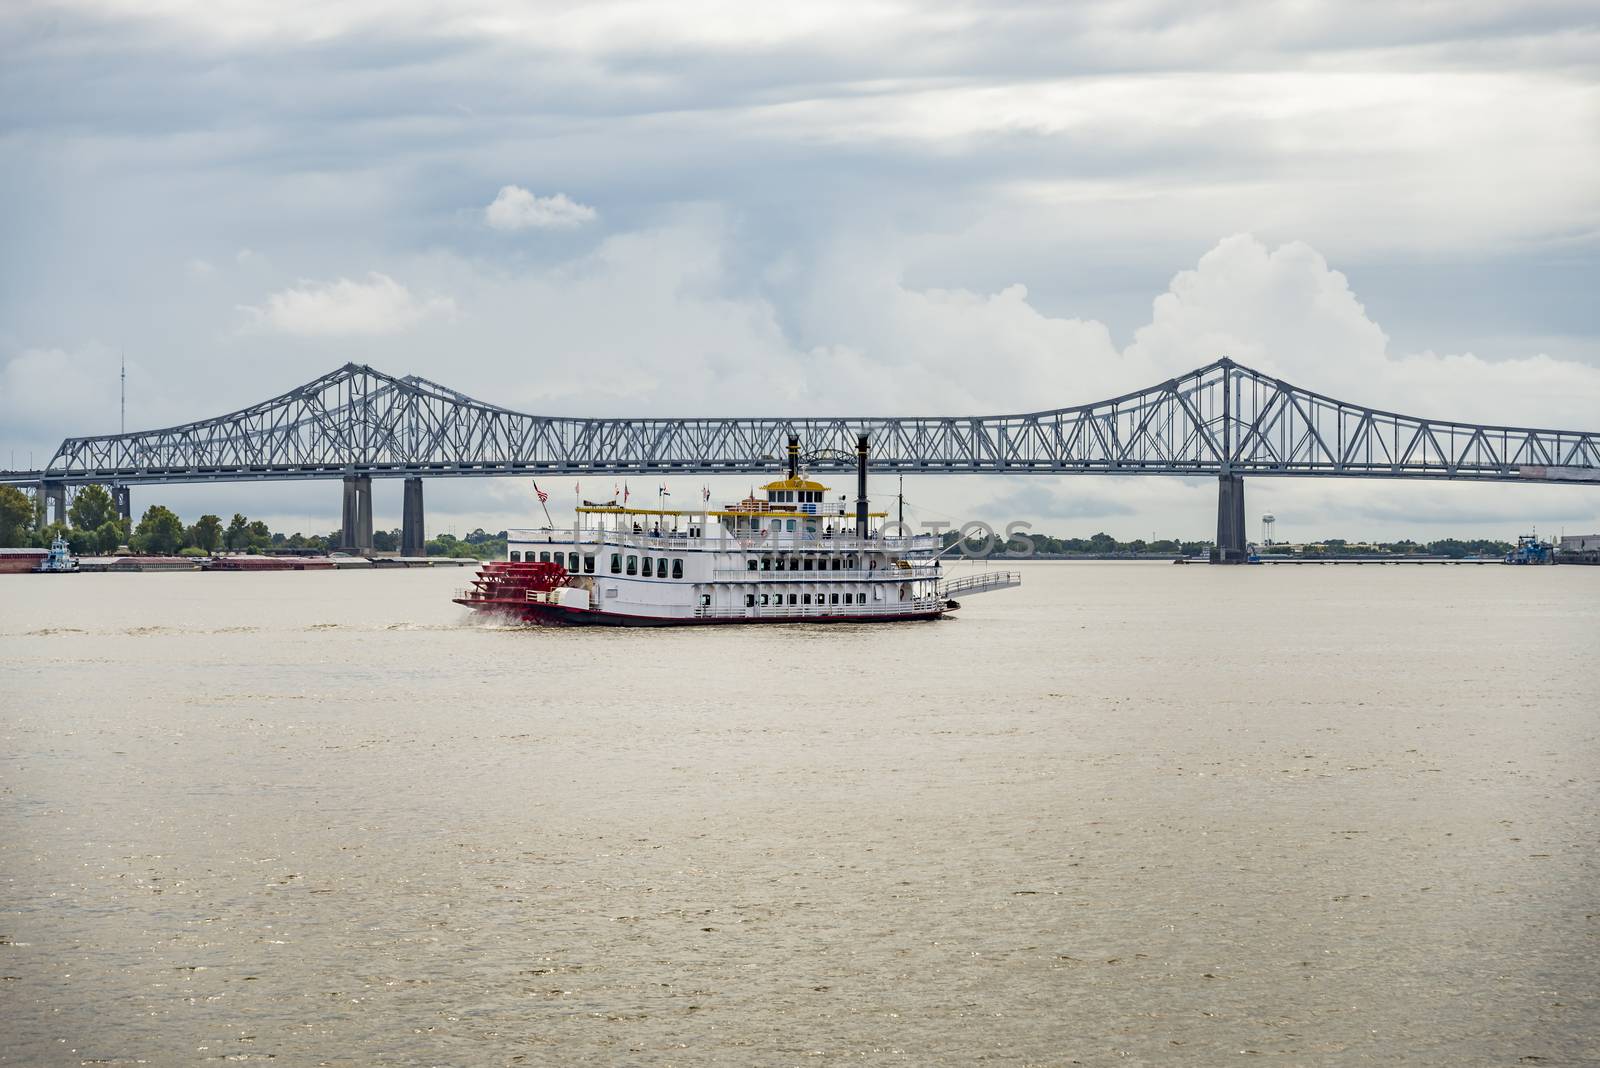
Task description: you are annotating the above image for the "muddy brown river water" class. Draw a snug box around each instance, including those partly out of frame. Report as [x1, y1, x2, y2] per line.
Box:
[2, 562, 1596, 1065]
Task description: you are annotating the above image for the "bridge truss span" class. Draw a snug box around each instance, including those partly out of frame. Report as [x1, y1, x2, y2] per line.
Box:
[22, 358, 1600, 486]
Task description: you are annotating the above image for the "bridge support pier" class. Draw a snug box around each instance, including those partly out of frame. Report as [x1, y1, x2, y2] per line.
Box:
[402, 477, 425, 557]
[1210, 473, 1249, 564]
[41, 482, 67, 528]
[341, 475, 374, 555]
[113, 485, 131, 523]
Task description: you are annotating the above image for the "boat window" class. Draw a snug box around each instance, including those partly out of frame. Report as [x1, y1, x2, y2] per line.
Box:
[830, 593, 839, 605]
[760, 593, 770, 605]
[775, 557, 786, 571]
[509, 551, 521, 562]
[786, 520, 796, 531]
[672, 559, 683, 578]
[746, 559, 757, 571]
[802, 593, 811, 605]
[536, 551, 548, 563]
[626, 555, 638, 575]
[699, 594, 711, 606]
[760, 557, 771, 571]
[847, 556, 856, 568]
[844, 593, 853, 605]
[830, 558, 840, 570]
[745, 594, 755, 607]
[584, 555, 595, 574]
[642, 557, 654, 577]
[803, 558, 814, 571]
[568, 553, 579, 571]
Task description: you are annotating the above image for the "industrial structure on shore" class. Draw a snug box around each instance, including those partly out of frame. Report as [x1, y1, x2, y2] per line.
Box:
[4, 358, 1597, 565]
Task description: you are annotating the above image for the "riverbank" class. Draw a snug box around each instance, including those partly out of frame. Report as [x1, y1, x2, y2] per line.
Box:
[54, 555, 485, 573]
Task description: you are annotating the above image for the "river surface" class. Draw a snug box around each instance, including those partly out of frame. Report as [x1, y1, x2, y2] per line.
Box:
[1, 562, 1597, 1066]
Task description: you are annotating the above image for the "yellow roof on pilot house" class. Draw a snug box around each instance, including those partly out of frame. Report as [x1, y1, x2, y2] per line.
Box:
[763, 476, 829, 493]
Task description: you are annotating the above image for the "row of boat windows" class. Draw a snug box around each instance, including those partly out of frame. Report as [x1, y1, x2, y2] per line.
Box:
[509, 549, 689, 579]
[749, 555, 860, 571]
[512, 550, 596, 572]
[769, 490, 824, 503]
[741, 592, 872, 607]
[612, 554, 684, 578]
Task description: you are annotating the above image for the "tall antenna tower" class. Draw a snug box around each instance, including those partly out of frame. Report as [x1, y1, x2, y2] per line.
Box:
[120, 349, 126, 435]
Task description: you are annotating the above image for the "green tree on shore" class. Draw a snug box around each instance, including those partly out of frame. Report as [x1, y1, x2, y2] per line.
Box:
[132, 505, 185, 555]
[188, 514, 223, 553]
[68, 484, 115, 531]
[96, 518, 131, 553]
[0, 485, 34, 547]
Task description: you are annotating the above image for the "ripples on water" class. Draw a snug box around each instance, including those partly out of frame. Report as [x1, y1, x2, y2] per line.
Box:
[1, 564, 1597, 1065]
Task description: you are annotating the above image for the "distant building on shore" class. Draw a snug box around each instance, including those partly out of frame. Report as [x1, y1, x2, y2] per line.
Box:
[1558, 534, 1600, 564]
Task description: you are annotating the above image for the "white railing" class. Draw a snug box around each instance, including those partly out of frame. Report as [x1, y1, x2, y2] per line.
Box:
[507, 526, 941, 554]
[938, 571, 1022, 598]
[693, 597, 945, 620]
[712, 566, 941, 581]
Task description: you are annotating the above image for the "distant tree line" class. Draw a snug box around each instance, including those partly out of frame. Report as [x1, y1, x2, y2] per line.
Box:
[0, 482, 511, 558]
[941, 529, 1518, 559]
[941, 530, 1210, 557]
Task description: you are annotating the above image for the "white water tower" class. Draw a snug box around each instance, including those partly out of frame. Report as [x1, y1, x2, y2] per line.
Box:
[1262, 514, 1276, 546]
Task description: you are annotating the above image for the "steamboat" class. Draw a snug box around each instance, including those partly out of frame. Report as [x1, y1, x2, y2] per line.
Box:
[454, 435, 1019, 626]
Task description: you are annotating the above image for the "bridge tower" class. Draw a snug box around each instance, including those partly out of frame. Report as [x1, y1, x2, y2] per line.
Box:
[1212, 474, 1248, 563]
[402, 477, 425, 557]
[40, 481, 67, 528]
[340, 475, 374, 555]
[1209, 360, 1250, 564]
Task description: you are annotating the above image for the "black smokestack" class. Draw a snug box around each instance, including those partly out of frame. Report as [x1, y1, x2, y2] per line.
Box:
[787, 433, 799, 481]
[855, 432, 869, 539]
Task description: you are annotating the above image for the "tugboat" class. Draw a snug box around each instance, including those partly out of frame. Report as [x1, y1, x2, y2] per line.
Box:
[1504, 533, 1555, 565]
[454, 435, 1020, 626]
[36, 534, 80, 573]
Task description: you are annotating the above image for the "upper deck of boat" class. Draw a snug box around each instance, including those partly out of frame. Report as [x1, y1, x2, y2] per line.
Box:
[507, 523, 941, 555]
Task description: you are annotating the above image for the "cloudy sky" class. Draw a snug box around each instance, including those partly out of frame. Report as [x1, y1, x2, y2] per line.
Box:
[3, 0, 1598, 542]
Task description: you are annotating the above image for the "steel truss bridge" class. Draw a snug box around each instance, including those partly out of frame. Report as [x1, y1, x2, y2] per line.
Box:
[6, 358, 1596, 561]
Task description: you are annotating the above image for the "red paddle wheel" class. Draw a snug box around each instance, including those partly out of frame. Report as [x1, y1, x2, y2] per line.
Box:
[455, 560, 571, 618]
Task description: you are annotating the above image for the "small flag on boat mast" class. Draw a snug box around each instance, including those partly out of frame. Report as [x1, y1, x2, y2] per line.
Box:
[532, 480, 553, 527]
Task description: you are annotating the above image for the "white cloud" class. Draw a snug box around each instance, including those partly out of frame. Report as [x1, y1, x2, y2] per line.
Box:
[1122, 234, 1600, 429]
[484, 186, 598, 231]
[238, 273, 456, 337]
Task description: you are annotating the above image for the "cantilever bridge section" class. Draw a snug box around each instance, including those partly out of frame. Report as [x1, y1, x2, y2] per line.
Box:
[6, 359, 1597, 561]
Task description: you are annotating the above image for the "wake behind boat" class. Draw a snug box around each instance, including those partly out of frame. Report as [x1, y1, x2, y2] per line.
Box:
[454, 435, 1019, 626]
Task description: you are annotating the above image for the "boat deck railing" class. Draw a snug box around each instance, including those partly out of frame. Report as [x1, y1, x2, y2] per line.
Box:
[711, 566, 941, 581]
[693, 597, 944, 620]
[938, 571, 1023, 598]
[507, 526, 940, 554]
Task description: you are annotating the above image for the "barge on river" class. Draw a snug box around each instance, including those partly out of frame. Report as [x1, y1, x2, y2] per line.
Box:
[454, 436, 1019, 626]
